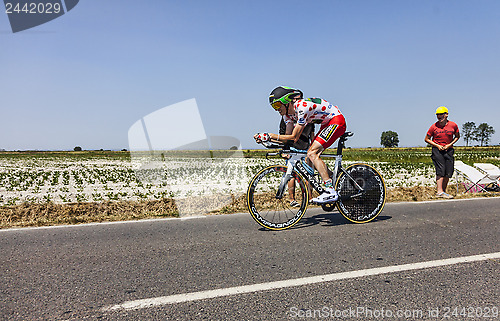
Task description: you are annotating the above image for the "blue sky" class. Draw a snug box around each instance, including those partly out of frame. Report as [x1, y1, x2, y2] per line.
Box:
[1, 0, 499, 150]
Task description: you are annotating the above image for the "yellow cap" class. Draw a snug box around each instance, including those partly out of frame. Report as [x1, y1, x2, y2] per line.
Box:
[435, 106, 448, 114]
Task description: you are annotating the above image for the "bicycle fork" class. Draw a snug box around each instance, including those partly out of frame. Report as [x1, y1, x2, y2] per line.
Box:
[275, 158, 298, 200]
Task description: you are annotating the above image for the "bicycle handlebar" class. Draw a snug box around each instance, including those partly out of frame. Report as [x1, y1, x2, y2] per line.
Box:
[261, 131, 354, 159]
[261, 141, 284, 149]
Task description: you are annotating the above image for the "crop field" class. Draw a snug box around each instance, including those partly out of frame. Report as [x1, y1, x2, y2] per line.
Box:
[0, 147, 499, 228]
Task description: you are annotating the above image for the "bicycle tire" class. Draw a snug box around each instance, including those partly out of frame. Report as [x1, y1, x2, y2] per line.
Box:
[247, 165, 309, 230]
[335, 163, 386, 223]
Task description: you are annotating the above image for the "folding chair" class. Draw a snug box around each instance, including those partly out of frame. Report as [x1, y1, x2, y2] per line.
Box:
[474, 163, 500, 191]
[474, 163, 500, 180]
[454, 161, 498, 193]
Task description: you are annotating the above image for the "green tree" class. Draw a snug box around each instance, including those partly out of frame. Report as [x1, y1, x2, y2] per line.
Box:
[380, 131, 399, 148]
[474, 123, 495, 146]
[461, 122, 476, 147]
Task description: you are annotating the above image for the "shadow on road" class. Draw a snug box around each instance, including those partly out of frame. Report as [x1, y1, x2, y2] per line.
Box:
[292, 212, 392, 230]
[257, 211, 391, 232]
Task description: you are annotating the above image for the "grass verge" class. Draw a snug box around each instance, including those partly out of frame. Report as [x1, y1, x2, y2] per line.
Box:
[1, 186, 498, 229]
[0, 198, 178, 229]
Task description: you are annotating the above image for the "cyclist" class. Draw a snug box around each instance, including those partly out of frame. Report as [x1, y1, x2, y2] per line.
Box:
[254, 86, 347, 203]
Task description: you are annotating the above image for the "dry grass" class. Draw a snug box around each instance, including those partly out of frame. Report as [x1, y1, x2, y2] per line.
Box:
[1, 186, 498, 229]
[0, 198, 178, 229]
[387, 185, 500, 202]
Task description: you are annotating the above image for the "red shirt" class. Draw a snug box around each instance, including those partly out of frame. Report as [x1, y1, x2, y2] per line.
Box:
[427, 121, 459, 146]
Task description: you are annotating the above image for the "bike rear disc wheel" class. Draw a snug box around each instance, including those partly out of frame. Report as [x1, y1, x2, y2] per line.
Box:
[335, 163, 386, 223]
[247, 165, 308, 230]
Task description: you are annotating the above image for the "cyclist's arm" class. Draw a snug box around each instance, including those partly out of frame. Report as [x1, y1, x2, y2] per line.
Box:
[270, 124, 305, 143]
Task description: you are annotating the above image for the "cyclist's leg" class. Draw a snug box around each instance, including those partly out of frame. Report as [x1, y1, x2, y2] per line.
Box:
[307, 141, 328, 181]
[308, 142, 338, 203]
[309, 116, 346, 203]
[308, 115, 346, 182]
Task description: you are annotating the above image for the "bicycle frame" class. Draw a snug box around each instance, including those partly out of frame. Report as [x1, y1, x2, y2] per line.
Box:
[269, 132, 365, 201]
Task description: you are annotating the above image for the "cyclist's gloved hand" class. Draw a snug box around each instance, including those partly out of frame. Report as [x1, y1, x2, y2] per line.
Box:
[254, 133, 270, 143]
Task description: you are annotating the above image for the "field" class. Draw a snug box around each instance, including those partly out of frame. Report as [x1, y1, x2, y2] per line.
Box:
[1, 147, 499, 228]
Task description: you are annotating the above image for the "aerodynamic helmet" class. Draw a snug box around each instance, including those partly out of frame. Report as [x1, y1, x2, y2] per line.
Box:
[269, 86, 303, 110]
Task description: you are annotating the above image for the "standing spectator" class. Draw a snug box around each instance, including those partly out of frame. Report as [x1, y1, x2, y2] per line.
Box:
[424, 106, 460, 198]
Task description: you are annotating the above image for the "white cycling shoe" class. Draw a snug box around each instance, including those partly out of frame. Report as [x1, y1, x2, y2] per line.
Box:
[311, 188, 339, 204]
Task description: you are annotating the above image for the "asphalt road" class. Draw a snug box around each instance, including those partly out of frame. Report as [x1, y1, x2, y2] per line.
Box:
[1, 198, 499, 320]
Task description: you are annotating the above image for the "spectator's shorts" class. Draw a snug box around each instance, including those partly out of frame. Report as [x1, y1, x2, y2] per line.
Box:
[431, 147, 455, 178]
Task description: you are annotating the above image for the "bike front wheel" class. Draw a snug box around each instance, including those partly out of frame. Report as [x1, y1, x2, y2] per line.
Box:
[247, 165, 309, 230]
[335, 163, 386, 223]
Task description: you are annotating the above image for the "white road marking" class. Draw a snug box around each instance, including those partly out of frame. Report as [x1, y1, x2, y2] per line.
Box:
[103, 251, 500, 311]
[0, 216, 207, 232]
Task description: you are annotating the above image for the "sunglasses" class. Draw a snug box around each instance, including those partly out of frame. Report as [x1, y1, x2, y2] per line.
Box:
[271, 101, 284, 110]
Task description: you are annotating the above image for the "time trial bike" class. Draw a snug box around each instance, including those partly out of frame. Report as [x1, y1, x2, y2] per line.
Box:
[246, 132, 386, 230]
